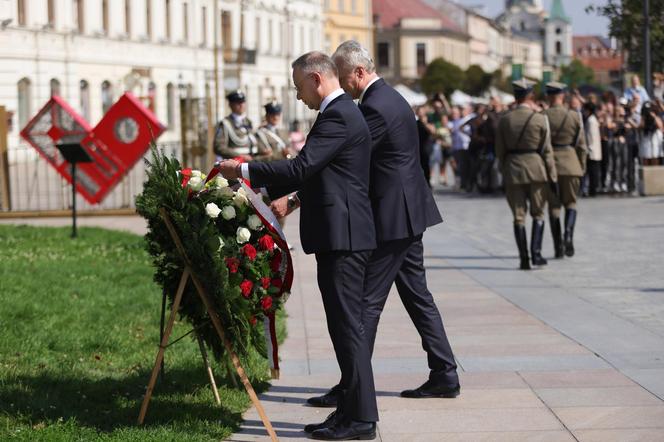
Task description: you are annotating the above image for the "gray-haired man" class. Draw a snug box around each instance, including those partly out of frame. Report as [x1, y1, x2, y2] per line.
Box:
[304, 40, 460, 412]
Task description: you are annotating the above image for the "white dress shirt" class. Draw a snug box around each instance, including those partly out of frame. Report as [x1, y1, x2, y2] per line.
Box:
[358, 77, 381, 104]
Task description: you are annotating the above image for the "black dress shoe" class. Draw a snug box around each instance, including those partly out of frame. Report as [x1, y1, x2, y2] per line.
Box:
[310, 420, 376, 440]
[307, 386, 340, 408]
[304, 410, 340, 433]
[400, 380, 461, 398]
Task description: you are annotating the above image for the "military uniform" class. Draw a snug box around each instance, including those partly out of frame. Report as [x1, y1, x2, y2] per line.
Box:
[213, 90, 259, 160]
[255, 101, 291, 161]
[495, 79, 558, 270]
[543, 82, 587, 258]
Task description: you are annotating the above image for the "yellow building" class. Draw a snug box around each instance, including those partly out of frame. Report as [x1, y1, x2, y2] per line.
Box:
[323, 0, 373, 54]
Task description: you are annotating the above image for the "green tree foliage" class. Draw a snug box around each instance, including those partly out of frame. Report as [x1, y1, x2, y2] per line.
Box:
[559, 59, 596, 89]
[464, 65, 493, 96]
[587, 0, 664, 72]
[420, 57, 464, 97]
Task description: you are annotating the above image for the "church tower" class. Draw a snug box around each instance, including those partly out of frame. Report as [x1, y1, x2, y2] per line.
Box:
[506, 0, 543, 10]
[544, 0, 573, 67]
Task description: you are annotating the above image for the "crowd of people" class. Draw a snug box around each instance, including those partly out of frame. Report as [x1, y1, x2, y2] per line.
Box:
[415, 74, 664, 196]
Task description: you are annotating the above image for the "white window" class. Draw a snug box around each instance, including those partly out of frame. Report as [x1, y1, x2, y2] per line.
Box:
[17, 78, 32, 129]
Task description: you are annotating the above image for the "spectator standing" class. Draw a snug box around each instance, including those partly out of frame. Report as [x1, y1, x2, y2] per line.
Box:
[624, 75, 650, 112]
[639, 102, 664, 166]
[288, 120, 306, 154]
[416, 105, 436, 186]
[583, 102, 602, 196]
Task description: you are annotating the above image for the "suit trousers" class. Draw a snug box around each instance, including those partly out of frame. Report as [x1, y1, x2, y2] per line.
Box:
[548, 176, 580, 218]
[360, 235, 459, 387]
[316, 250, 378, 422]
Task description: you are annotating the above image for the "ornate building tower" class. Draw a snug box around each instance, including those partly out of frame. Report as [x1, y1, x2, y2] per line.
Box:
[544, 0, 573, 67]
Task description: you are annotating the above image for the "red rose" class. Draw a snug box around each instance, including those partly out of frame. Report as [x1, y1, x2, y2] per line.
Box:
[242, 244, 257, 261]
[261, 296, 273, 311]
[240, 280, 253, 298]
[270, 250, 282, 273]
[261, 277, 271, 289]
[258, 234, 274, 251]
[225, 257, 240, 274]
[180, 168, 192, 187]
[271, 277, 282, 289]
[249, 315, 257, 326]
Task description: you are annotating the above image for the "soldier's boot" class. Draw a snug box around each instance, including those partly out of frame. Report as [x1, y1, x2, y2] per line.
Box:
[564, 208, 577, 257]
[550, 216, 564, 259]
[531, 220, 548, 266]
[514, 224, 531, 270]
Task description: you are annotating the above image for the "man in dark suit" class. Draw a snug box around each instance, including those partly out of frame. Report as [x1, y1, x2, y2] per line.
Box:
[302, 41, 460, 409]
[217, 51, 378, 441]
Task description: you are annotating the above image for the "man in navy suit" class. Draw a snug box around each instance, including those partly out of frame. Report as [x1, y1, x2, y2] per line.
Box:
[218, 51, 378, 441]
[302, 41, 460, 410]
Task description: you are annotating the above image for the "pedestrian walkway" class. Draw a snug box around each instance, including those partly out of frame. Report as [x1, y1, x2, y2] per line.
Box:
[3, 194, 663, 441]
[230, 193, 664, 441]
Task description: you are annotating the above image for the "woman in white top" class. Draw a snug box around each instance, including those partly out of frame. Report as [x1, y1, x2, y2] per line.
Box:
[639, 102, 663, 166]
[584, 102, 602, 196]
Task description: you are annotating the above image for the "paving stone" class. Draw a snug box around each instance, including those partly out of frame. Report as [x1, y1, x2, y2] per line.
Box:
[553, 406, 664, 430]
[573, 429, 664, 442]
[535, 386, 662, 407]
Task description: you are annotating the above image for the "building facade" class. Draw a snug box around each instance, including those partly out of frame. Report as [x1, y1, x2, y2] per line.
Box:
[497, 0, 572, 71]
[323, 0, 373, 54]
[373, 0, 469, 86]
[573, 35, 623, 92]
[0, 0, 323, 155]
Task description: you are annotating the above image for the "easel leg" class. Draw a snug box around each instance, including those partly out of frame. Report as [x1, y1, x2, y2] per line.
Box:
[137, 268, 190, 425]
[189, 273, 279, 442]
[196, 332, 222, 405]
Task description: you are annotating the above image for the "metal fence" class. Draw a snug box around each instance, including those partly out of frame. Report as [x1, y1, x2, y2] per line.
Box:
[3, 141, 181, 213]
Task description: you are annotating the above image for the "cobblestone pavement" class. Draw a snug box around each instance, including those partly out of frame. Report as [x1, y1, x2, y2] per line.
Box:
[2, 192, 663, 441]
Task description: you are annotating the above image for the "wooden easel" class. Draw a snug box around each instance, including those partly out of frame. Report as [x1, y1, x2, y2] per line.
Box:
[137, 208, 278, 442]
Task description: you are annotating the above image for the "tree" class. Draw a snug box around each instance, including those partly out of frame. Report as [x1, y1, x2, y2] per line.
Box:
[587, 0, 664, 73]
[559, 59, 596, 89]
[464, 65, 493, 96]
[420, 58, 464, 97]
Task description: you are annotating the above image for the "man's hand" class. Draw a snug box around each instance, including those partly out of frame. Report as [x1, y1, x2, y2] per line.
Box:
[218, 159, 242, 180]
[270, 195, 298, 217]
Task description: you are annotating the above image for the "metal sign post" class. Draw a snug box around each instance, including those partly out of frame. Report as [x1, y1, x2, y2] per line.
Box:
[55, 143, 93, 238]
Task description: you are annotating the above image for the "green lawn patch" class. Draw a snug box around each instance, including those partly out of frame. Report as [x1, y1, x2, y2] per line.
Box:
[0, 224, 279, 441]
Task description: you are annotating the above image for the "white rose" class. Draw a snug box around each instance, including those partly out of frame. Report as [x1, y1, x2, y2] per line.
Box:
[221, 205, 236, 220]
[247, 214, 263, 231]
[188, 176, 204, 192]
[236, 227, 251, 244]
[191, 170, 203, 178]
[212, 176, 229, 188]
[205, 202, 221, 219]
[216, 186, 234, 198]
[233, 187, 249, 207]
[218, 236, 225, 251]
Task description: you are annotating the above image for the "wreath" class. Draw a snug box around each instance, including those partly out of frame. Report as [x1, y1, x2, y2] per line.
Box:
[135, 147, 292, 377]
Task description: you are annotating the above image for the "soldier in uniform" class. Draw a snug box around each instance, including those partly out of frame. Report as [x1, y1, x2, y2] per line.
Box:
[495, 79, 558, 270]
[255, 101, 293, 161]
[213, 90, 260, 161]
[543, 82, 587, 258]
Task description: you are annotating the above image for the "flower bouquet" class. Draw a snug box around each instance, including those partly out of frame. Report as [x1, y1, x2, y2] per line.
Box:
[136, 147, 292, 378]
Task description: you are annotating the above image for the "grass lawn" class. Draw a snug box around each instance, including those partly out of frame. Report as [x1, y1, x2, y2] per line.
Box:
[0, 224, 277, 441]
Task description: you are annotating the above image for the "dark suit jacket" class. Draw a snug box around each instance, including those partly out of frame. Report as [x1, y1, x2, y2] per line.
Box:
[248, 93, 376, 255]
[359, 79, 442, 242]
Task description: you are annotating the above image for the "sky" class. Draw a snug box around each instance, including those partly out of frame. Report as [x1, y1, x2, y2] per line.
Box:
[453, 0, 611, 37]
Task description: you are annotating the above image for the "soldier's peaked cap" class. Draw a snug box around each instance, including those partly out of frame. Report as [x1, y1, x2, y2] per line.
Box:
[226, 90, 246, 103]
[545, 81, 567, 95]
[511, 78, 536, 94]
[264, 100, 282, 115]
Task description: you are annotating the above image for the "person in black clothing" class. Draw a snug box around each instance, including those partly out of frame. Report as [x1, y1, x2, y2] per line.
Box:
[219, 51, 378, 441]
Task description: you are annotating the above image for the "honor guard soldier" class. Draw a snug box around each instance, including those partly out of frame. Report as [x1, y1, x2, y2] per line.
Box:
[496, 79, 558, 270]
[256, 101, 292, 161]
[543, 82, 587, 258]
[214, 90, 258, 161]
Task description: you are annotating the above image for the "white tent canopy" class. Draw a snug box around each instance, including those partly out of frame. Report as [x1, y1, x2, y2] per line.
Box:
[393, 84, 428, 106]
